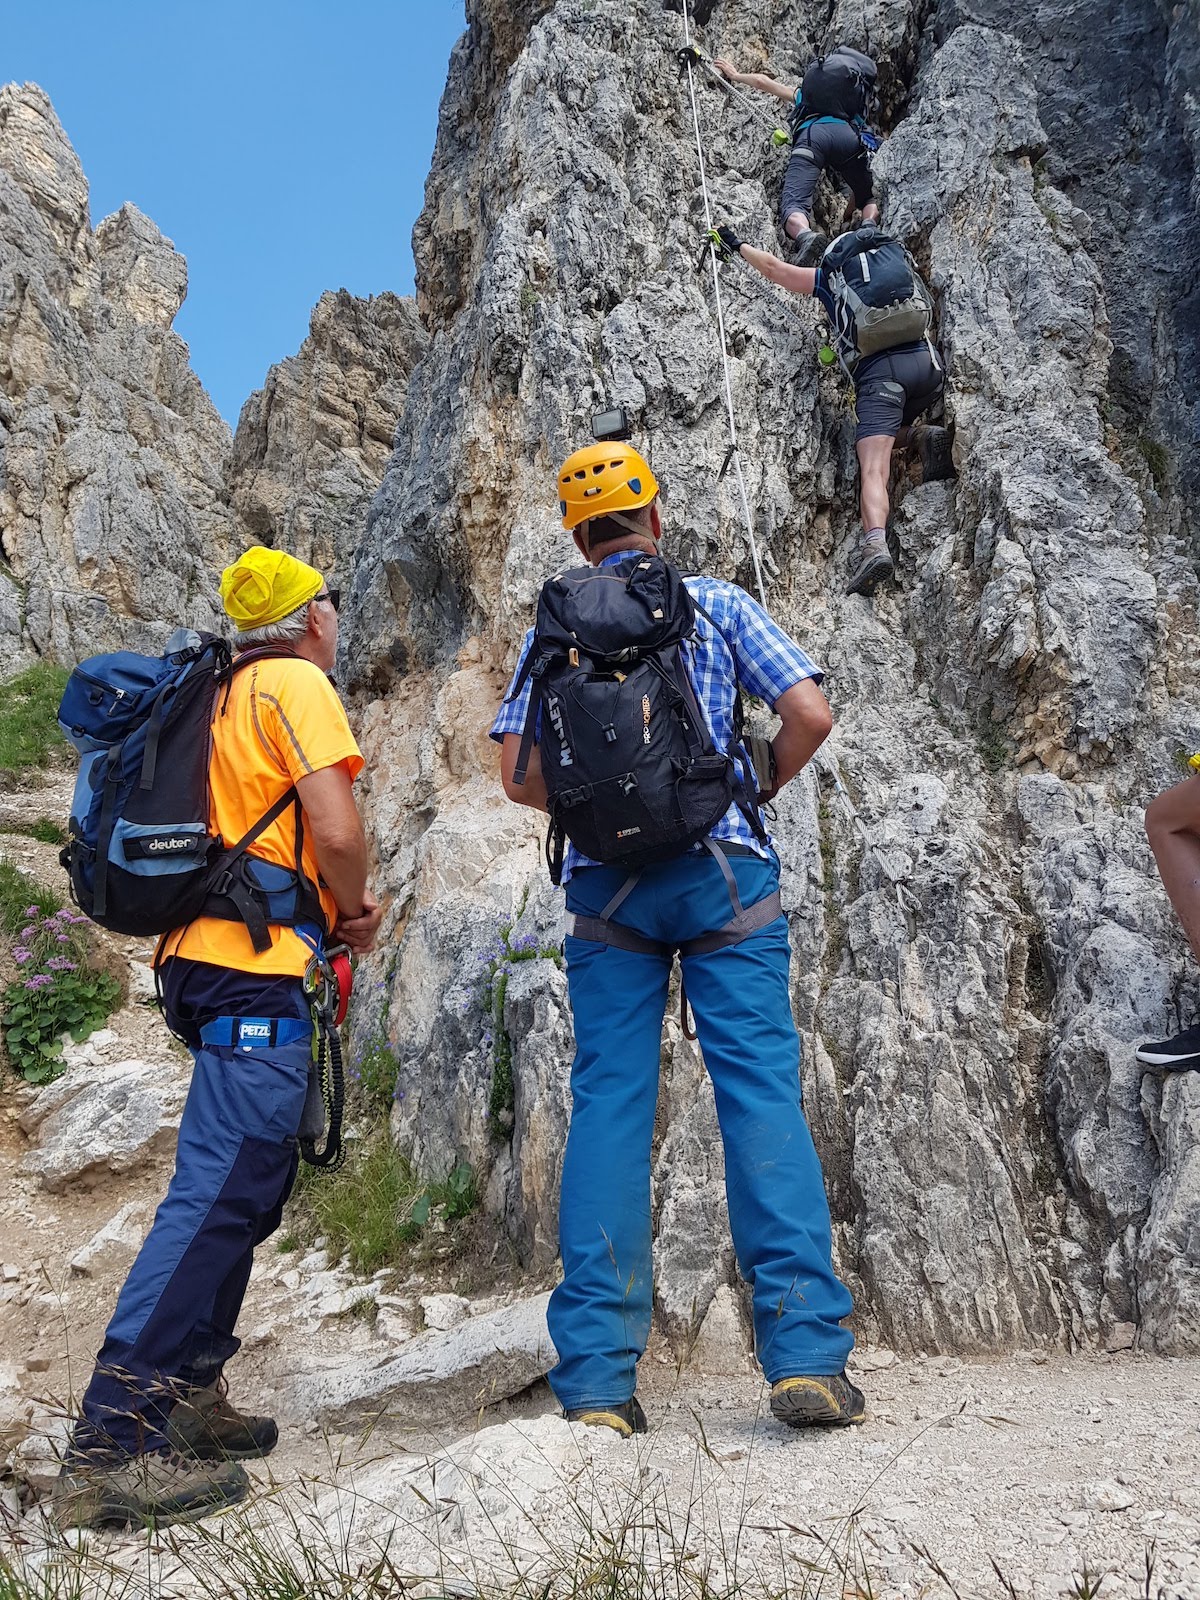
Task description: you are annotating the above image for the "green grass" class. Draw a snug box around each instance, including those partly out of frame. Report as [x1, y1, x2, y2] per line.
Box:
[288, 1136, 479, 1275]
[0, 861, 64, 933]
[2, 818, 67, 846]
[1136, 434, 1171, 494]
[0, 662, 69, 778]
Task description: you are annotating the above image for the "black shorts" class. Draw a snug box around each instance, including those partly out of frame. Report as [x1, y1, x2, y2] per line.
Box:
[781, 119, 874, 224]
[852, 344, 943, 442]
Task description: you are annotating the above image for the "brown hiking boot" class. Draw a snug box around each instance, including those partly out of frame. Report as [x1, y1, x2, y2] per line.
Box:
[53, 1449, 249, 1530]
[770, 1372, 867, 1428]
[910, 422, 955, 482]
[165, 1377, 278, 1460]
[846, 532, 894, 596]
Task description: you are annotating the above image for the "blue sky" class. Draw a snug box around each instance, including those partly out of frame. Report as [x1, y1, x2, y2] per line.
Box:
[4, 0, 465, 425]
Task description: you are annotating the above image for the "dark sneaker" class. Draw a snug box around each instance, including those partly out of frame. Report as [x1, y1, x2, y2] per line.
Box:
[563, 1397, 648, 1438]
[770, 1372, 866, 1428]
[53, 1450, 249, 1531]
[790, 228, 827, 266]
[910, 422, 955, 482]
[846, 539, 895, 596]
[165, 1379, 278, 1460]
[1136, 1024, 1200, 1070]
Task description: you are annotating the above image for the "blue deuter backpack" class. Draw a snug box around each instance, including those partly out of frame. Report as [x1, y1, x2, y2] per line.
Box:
[58, 631, 325, 946]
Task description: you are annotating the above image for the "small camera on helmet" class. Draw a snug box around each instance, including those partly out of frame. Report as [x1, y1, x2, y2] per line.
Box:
[591, 407, 632, 443]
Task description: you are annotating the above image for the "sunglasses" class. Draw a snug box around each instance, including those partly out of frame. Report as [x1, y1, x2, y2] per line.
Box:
[314, 589, 341, 613]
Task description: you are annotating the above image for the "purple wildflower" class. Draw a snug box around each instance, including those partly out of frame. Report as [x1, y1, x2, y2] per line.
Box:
[46, 958, 77, 972]
[20, 926, 36, 940]
[13, 949, 32, 964]
[22, 906, 39, 918]
[55, 934, 69, 944]
[54, 909, 73, 921]
[24, 974, 53, 990]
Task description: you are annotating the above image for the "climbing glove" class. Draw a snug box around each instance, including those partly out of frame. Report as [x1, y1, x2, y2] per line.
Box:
[713, 224, 745, 258]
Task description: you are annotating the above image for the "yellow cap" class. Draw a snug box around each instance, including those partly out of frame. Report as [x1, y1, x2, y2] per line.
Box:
[219, 547, 324, 630]
[558, 442, 659, 531]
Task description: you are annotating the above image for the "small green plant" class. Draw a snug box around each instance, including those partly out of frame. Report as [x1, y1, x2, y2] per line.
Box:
[2, 903, 120, 1083]
[479, 913, 562, 1140]
[348, 1028, 400, 1118]
[0, 861, 64, 931]
[1136, 434, 1171, 494]
[0, 662, 69, 777]
[977, 708, 1010, 774]
[288, 1136, 478, 1273]
[519, 279, 540, 311]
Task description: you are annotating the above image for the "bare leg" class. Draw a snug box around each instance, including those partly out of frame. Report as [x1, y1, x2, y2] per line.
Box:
[862, 201, 880, 223]
[1146, 776, 1200, 966]
[784, 210, 810, 240]
[856, 434, 895, 535]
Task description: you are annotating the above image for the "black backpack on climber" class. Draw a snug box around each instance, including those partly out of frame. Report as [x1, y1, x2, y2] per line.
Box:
[820, 224, 935, 369]
[792, 45, 877, 132]
[508, 553, 764, 884]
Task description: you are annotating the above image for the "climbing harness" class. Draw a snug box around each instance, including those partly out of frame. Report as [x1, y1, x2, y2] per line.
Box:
[299, 942, 352, 1169]
[679, 0, 919, 1000]
[676, 44, 790, 150]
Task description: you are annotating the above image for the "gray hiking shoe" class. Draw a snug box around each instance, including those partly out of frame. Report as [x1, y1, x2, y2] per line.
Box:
[563, 1397, 648, 1438]
[846, 534, 894, 596]
[771, 1372, 866, 1429]
[165, 1377, 279, 1460]
[53, 1449, 249, 1530]
[910, 422, 955, 482]
[790, 228, 827, 266]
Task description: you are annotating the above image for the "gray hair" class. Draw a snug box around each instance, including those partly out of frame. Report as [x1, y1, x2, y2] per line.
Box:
[235, 599, 312, 650]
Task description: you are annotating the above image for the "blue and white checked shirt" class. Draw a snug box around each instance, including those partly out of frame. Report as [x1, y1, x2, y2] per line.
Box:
[489, 551, 823, 881]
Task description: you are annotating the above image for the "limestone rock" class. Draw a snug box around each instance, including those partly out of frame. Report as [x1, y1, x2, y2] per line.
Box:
[18, 1058, 188, 1192]
[227, 289, 427, 581]
[0, 82, 234, 661]
[68, 1201, 148, 1277]
[295, 1292, 554, 1428]
[347, 0, 1200, 1360]
[420, 1292, 471, 1331]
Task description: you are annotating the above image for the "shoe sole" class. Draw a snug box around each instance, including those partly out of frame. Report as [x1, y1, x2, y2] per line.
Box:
[771, 1378, 866, 1429]
[1136, 1050, 1200, 1069]
[846, 554, 895, 596]
[54, 1476, 249, 1532]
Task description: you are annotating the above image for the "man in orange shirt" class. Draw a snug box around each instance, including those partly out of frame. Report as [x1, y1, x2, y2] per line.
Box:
[58, 549, 381, 1531]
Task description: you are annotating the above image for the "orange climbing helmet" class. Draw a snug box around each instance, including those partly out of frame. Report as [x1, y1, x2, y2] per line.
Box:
[558, 442, 659, 531]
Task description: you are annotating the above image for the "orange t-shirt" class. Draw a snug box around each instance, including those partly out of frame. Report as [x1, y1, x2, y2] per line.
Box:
[162, 656, 364, 976]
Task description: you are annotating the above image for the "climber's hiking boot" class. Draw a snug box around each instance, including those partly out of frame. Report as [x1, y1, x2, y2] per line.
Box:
[1136, 1024, 1200, 1071]
[564, 1397, 648, 1438]
[166, 1378, 279, 1460]
[53, 1448, 249, 1531]
[771, 1372, 866, 1429]
[790, 228, 827, 266]
[846, 535, 894, 596]
[910, 422, 955, 482]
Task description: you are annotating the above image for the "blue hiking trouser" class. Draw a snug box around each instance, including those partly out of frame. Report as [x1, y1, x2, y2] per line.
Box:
[75, 1036, 310, 1456]
[547, 850, 853, 1409]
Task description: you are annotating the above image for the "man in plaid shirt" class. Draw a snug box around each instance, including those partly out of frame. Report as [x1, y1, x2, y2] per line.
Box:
[492, 441, 860, 1434]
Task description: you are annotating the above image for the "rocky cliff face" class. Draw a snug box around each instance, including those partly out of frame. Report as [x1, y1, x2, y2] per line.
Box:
[0, 84, 234, 660]
[0, 86, 425, 660]
[226, 288, 427, 582]
[346, 0, 1200, 1358]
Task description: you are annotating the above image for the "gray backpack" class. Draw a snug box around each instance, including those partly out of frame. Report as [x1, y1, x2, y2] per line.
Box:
[822, 226, 934, 368]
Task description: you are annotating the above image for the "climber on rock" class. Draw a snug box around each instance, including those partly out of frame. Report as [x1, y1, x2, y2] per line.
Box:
[712, 220, 954, 596]
[1137, 767, 1200, 1070]
[56, 549, 382, 1532]
[491, 427, 863, 1438]
[713, 45, 880, 265]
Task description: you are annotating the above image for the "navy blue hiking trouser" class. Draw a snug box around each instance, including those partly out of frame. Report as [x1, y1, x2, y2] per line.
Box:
[547, 850, 854, 1410]
[75, 1035, 310, 1456]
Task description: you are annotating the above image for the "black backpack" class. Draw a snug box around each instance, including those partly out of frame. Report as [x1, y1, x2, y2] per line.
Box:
[793, 45, 877, 129]
[58, 633, 326, 952]
[508, 556, 760, 884]
[820, 225, 935, 369]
